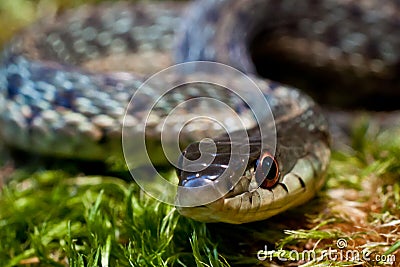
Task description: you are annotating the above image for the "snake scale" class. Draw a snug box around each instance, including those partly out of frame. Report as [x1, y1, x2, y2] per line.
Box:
[0, 0, 398, 224]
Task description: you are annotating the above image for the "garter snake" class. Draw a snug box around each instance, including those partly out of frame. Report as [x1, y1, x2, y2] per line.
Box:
[2, 0, 397, 224]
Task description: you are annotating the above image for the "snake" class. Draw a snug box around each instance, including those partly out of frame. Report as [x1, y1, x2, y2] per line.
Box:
[0, 0, 398, 224]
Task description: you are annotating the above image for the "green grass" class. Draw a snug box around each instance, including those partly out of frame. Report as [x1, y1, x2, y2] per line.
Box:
[0, 170, 229, 266]
[1, 116, 399, 266]
[0, 0, 400, 266]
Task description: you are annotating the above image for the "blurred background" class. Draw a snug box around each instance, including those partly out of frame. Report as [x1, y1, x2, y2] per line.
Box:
[0, 0, 166, 49]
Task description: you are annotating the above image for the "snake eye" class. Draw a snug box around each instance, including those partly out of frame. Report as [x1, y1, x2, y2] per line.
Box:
[255, 152, 280, 189]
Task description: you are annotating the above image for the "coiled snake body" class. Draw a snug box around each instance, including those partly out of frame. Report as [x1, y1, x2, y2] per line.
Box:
[1, 0, 397, 223]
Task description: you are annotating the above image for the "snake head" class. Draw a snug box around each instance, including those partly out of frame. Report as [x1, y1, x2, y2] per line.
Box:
[175, 132, 287, 223]
[175, 116, 330, 224]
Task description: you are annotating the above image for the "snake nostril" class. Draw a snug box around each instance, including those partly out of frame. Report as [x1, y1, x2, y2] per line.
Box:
[255, 152, 280, 189]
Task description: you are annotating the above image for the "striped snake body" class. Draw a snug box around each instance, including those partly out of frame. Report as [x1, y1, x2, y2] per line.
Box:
[1, 0, 397, 223]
